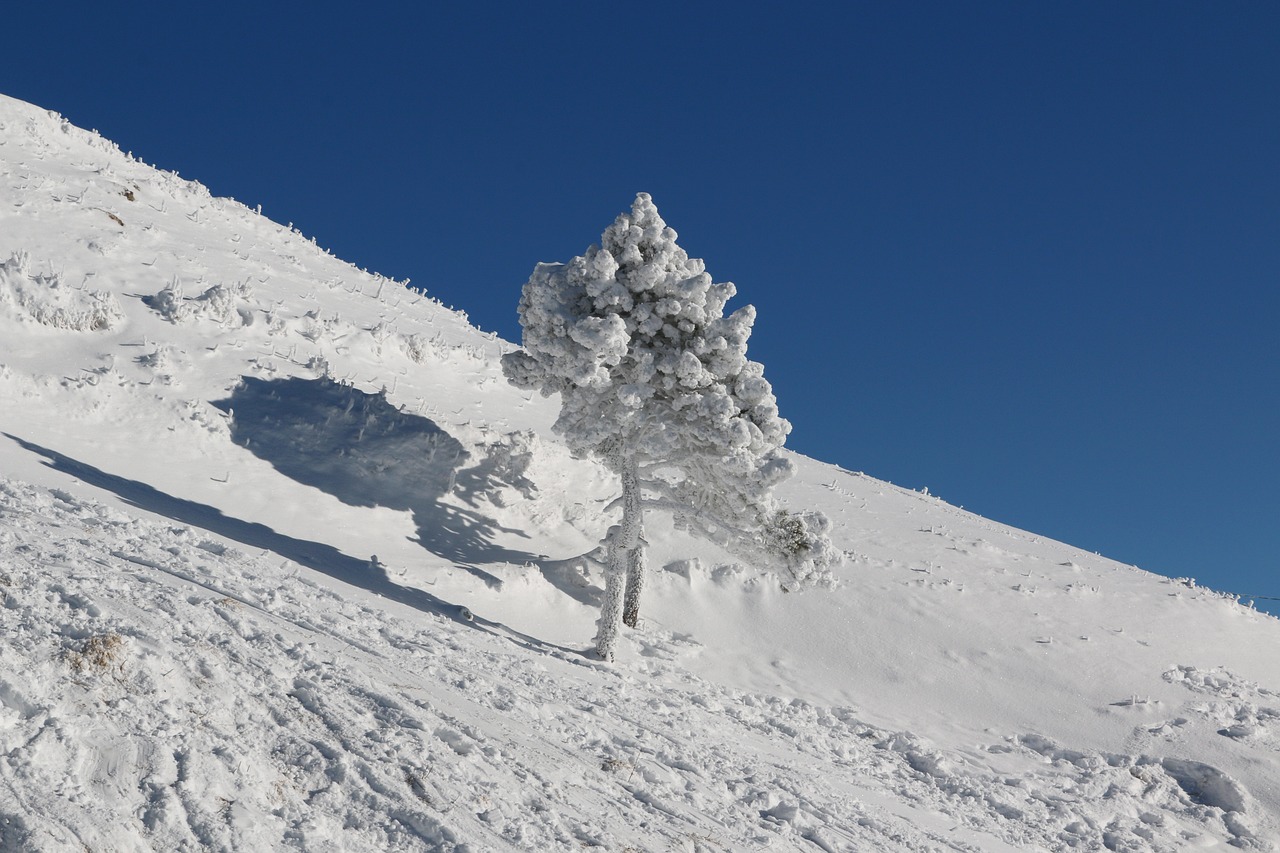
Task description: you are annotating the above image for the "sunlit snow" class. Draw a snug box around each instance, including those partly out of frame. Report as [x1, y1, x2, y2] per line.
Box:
[1, 94, 1277, 851]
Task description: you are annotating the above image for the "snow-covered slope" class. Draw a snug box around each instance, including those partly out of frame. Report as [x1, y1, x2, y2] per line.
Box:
[1, 93, 1278, 851]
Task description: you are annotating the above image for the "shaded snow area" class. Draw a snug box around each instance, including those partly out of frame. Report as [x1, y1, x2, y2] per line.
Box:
[0, 93, 1277, 851]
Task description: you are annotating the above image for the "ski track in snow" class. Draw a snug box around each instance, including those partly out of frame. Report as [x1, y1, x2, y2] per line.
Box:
[1, 93, 1278, 851]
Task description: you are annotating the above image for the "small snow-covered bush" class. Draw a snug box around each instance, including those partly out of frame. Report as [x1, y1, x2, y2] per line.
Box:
[401, 332, 436, 364]
[299, 311, 340, 343]
[760, 509, 837, 589]
[188, 282, 248, 325]
[144, 281, 184, 320]
[0, 252, 123, 331]
[144, 279, 252, 326]
[135, 345, 178, 384]
[392, 329, 487, 366]
[398, 331, 486, 366]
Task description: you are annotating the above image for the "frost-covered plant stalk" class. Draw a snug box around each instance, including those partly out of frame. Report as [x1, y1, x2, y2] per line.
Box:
[0, 251, 123, 331]
[502, 194, 830, 661]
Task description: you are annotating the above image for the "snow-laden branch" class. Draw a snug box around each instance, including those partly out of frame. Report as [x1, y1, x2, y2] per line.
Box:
[499, 193, 835, 659]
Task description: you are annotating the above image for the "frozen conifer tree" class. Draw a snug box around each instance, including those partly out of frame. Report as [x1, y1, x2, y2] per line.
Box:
[502, 193, 831, 661]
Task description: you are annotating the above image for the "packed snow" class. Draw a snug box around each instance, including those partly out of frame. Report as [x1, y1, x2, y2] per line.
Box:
[1, 93, 1277, 851]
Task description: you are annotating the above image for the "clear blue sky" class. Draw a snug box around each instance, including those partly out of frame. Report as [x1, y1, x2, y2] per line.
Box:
[6, 3, 1278, 611]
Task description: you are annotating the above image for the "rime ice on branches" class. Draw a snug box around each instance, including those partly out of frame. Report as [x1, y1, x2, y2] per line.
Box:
[502, 194, 832, 660]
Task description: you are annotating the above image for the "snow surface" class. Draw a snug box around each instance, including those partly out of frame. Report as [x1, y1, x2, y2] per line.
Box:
[1, 92, 1278, 851]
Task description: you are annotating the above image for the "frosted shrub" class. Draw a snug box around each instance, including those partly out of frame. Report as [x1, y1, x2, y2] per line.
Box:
[398, 331, 485, 367]
[0, 252, 123, 331]
[144, 279, 251, 326]
[760, 509, 837, 589]
[401, 333, 436, 364]
[299, 311, 340, 343]
[501, 194, 833, 660]
[145, 281, 186, 321]
[190, 282, 248, 326]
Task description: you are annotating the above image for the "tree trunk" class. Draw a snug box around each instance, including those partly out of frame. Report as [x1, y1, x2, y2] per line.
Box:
[594, 524, 627, 662]
[620, 457, 645, 628]
[623, 545, 646, 628]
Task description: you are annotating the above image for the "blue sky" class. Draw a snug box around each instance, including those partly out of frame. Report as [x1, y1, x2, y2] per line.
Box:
[6, 3, 1278, 611]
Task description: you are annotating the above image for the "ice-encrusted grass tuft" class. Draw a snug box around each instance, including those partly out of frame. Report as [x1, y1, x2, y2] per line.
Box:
[0, 252, 124, 331]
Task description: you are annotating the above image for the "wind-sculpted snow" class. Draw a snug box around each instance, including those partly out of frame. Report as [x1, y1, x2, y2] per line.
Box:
[2, 92, 1280, 850]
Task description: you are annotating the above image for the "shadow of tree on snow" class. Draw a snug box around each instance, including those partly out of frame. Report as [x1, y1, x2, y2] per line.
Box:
[4, 433, 579, 655]
[211, 376, 540, 576]
[533, 553, 608, 607]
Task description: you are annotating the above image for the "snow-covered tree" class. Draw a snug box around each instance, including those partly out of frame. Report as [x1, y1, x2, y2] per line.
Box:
[502, 193, 831, 661]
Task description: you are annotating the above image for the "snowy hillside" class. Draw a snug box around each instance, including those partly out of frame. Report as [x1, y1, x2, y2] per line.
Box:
[1, 93, 1278, 851]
